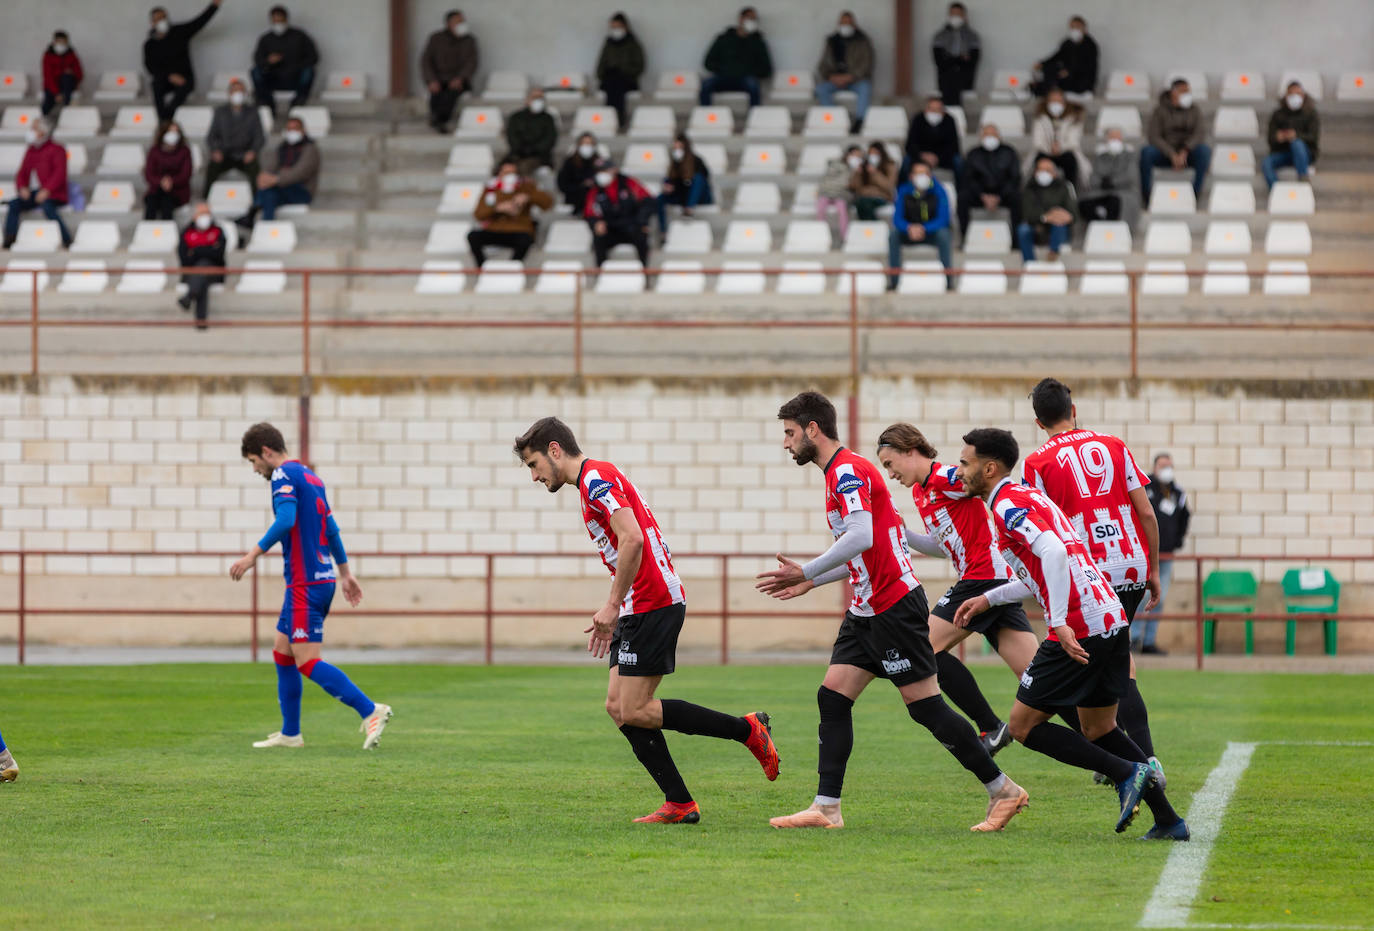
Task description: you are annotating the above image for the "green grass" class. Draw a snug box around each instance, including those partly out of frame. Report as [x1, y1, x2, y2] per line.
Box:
[1, 664, 1370, 930]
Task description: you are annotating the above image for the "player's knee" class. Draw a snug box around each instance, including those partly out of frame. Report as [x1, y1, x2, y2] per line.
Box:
[604, 698, 622, 725]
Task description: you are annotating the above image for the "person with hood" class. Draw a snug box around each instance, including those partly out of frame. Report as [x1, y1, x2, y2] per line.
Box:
[144, 0, 223, 120]
[1262, 81, 1320, 190]
[596, 12, 645, 130]
[1137, 453, 1189, 655]
[41, 30, 84, 116]
[656, 133, 714, 234]
[239, 114, 318, 230]
[931, 3, 980, 108]
[1026, 87, 1090, 188]
[816, 11, 875, 126]
[420, 10, 479, 133]
[816, 145, 862, 240]
[204, 76, 265, 198]
[505, 88, 558, 178]
[957, 124, 1021, 242]
[467, 157, 553, 267]
[3, 118, 71, 249]
[1077, 127, 1140, 228]
[905, 95, 961, 175]
[1017, 156, 1077, 262]
[700, 7, 773, 107]
[582, 161, 653, 267]
[250, 5, 320, 116]
[887, 161, 954, 291]
[176, 202, 226, 330]
[557, 133, 603, 208]
[1140, 78, 1211, 202]
[1031, 15, 1098, 98]
[143, 119, 193, 220]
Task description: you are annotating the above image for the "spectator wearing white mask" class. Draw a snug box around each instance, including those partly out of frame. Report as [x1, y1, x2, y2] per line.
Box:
[1138, 453, 1189, 654]
[505, 88, 558, 178]
[205, 78, 265, 198]
[238, 115, 318, 230]
[849, 141, 897, 221]
[1078, 127, 1140, 228]
[420, 9, 479, 132]
[595, 12, 645, 130]
[1030, 15, 1098, 99]
[816, 145, 863, 240]
[582, 161, 654, 267]
[931, 2, 980, 108]
[656, 133, 714, 235]
[1262, 82, 1320, 190]
[904, 95, 961, 175]
[1026, 87, 1089, 188]
[1016, 156, 1077, 261]
[557, 133, 603, 208]
[1141, 78, 1210, 203]
[816, 11, 875, 127]
[144, 118, 193, 220]
[3, 118, 71, 250]
[957, 123, 1021, 242]
[144, 1, 223, 121]
[177, 202, 226, 330]
[700, 7, 773, 108]
[467, 157, 553, 267]
[251, 5, 319, 117]
[41, 30, 84, 116]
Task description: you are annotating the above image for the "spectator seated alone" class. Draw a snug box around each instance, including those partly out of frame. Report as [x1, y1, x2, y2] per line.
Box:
[3, 118, 72, 250]
[144, 119, 193, 220]
[700, 7, 773, 107]
[931, 2, 980, 107]
[144, 1, 223, 120]
[596, 12, 645, 129]
[251, 5, 320, 115]
[41, 30, 84, 116]
[237, 115, 318, 232]
[204, 77, 265, 198]
[1031, 14, 1098, 99]
[1262, 82, 1319, 190]
[816, 11, 875, 128]
[420, 9, 479, 133]
[505, 88, 557, 179]
[467, 157, 553, 268]
[176, 202, 226, 330]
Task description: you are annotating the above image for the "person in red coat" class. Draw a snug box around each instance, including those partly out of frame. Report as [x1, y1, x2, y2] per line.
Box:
[3, 118, 71, 249]
[41, 30, 84, 115]
[144, 120, 193, 220]
[177, 202, 227, 329]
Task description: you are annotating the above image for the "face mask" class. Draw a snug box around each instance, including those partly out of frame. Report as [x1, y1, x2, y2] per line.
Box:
[837, 24, 854, 38]
[194, 214, 212, 230]
[1068, 28, 1084, 42]
[578, 144, 595, 159]
[913, 174, 932, 191]
[948, 15, 964, 28]
[499, 174, 518, 192]
[980, 135, 999, 151]
[867, 153, 881, 167]
[1047, 101, 1065, 117]
[154, 19, 169, 34]
[742, 18, 759, 33]
[271, 22, 287, 35]
[671, 148, 684, 162]
[228, 90, 245, 106]
[1035, 170, 1054, 186]
[453, 22, 469, 37]
[1106, 138, 1125, 155]
[1286, 93, 1304, 110]
[608, 27, 626, 40]
[845, 154, 862, 170]
[529, 98, 546, 113]
[1176, 92, 1194, 109]
[24, 129, 39, 146]
[283, 129, 303, 144]
[163, 131, 180, 146]
[924, 111, 942, 126]
[1156, 466, 1175, 484]
[52, 43, 68, 55]
[595, 172, 613, 187]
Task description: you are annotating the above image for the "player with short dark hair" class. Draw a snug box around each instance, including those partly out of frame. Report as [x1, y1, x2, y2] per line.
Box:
[757, 393, 1028, 832]
[230, 422, 392, 750]
[953, 428, 1189, 840]
[0, 726, 17, 782]
[515, 417, 779, 825]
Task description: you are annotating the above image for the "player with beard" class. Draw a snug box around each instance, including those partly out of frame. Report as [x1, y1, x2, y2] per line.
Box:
[757, 392, 1028, 832]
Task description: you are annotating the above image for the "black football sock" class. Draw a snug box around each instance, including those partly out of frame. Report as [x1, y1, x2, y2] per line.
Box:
[1116, 679, 1156, 758]
[660, 699, 750, 742]
[619, 724, 692, 804]
[816, 686, 855, 798]
[935, 651, 1002, 733]
[1022, 721, 1134, 783]
[906, 694, 1002, 785]
[1092, 726, 1180, 824]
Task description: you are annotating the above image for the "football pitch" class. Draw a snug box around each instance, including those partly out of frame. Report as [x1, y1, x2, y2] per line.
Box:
[2, 663, 1370, 930]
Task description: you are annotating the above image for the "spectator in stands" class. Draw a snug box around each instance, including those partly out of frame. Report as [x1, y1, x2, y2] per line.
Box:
[421, 9, 479, 133]
[2, 118, 71, 250]
[143, 119, 193, 220]
[904, 95, 961, 175]
[205, 77, 265, 198]
[1026, 88, 1089, 188]
[1017, 156, 1077, 262]
[1138, 452, 1188, 655]
[1141, 78, 1211, 202]
[816, 145, 863, 240]
[237, 115, 318, 231]
[957, 124, 1021, 243]
[596, 12, 645, 130]
[930, 2, 980, 108]
[144, 0, 223, 121]
[851, 141, 897, 221]
[700, 7, 773, 108]
[887, 161, 954, 291]
[251, 5, 319, 116]
[1030, 15, 1098, 99]
[815, 11, 875, 129]
[1262, 81, 1320, 190]
[557, 133, 602, 208]
[467, 157, 553, 268]
[176, 202, 225, 330]
[505, 88, 557, 178]
[583, 160, 653, 267]
[41, 31, 83, 116]
[656, 133, 714, 235]
[1078, 127, 1140, 228]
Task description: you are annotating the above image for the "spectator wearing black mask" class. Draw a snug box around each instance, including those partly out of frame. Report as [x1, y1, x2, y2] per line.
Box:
[144, 0, 223, 120]
[596, 12, 645, 130]
[583, 161, 653, 267]
[1031, 15, 1098, 98]
[41, 31, 84, 116]
[905, 95, 961, 175]
[931, 2, 980, 108]
[251, 5, 319, 115]
[176, 202, 226, 330]
[1138, 453, 1189, 655]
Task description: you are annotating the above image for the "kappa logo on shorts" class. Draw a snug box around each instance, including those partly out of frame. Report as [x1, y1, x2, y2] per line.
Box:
[292, 627, 307, 640]
[881, 648, 912, 676]
[835, 475, 864, 495]
[617, 640, 638, 666]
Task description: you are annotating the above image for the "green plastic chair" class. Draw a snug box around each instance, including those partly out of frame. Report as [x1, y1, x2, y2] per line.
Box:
[1202, 570, 1258, 654]
[1281, 568, 1341, 656]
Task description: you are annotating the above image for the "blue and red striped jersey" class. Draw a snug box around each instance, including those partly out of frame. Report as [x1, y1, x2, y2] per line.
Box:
[269, 460, 338, 587]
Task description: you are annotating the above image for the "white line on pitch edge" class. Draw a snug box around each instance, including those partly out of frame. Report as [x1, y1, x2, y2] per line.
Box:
[1138, 741, 1256, 928]
[1257, 741, 1374, 748]
[1190, 924, 1373, 930]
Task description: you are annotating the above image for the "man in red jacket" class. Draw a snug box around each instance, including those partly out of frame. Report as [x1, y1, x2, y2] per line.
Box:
[41, 30, 84, 116]
[3, 119, 71, 249]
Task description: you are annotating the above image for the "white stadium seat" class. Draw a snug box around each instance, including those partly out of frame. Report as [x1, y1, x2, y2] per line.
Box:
[622, 143, 668, 179]
[64, 143, 89, 175]
[1148, 183, 1197, 215]
[771, 71, 814, 101]
[796, 144, 841, 177]
[535, 260, 583, 294]
[1094, 105, 1143, 139]
[1141, 260, 1189, 294]
[482, 71, 529, 102]
[0, 143, 21, 173]
[1204, 221, 1252, 255]
[321, 71, 367, 102]
[687, 106, 734, 139]
[988, 70, 1032, 101]
[474, 259, 527, 294]
[965, 220, 1012, 255]
[782, 219, 832, 253]
[0, 107, 41, 139]
[802, 106, 850, 137]
[55, 106, 100, 137]
[715, 261, 765, 294]
[0, 260, 49, 293]
[129, 221, 179, 254]
[1079, 260, 1129, 295]
[946, 105, 968, 140]
[722, 220, 771, 253]
[1019, 261, 1069, 295]
[732, 182, 781, 215]
[93, 71, 140, 101]
[70, 220, 122, 254]
[1269, 182, 1315, 215]
[287, 106, 330, 138]
[1163, 69, 1209, 99]
[1202, 260, 1250, 295]
[176, 106, 213, 138]
[414, 261, 467, 294]
[862, 106, 909, 140]
[776, 260, 826, 295]
[455, 107, 503, 139]
[743, 106, 791, 138]
[789, 182, 819, 215]
[662, 219, 714, 255]
[572, 106, 618, 136]
[594, 259, 645, 294]
[11, 220, 62, 254]
[1263, 259, 1310, 295]
[97, 143, 145, 176]
[739, 144, 785, 176]
[0, 72, 29, 102]
[1105, 70, 1151, 102]
[654, 71, 700, 101]
[110, 106, 157, 138]
[898, 261, 948, 295]
[1220, 71, 1265, 101]
[116, 260, 167, 294]
[543, 220, 593, 255]
[544, 72, 586, 99]
[977, 105, 1026, 138]
[958, 260, 1007, 295]
[86, 181, 136, 214]
[58, 260, 110, 294]
[1143, 221, 1193, 254]
[1336, 72, 1374, 102]
[1208, 181, 1257, 215]
[834, 260, 885, 295]
[1212, 144, 1256, 178]
[1213, 107, 1260, 140]
[626, 106, 675, 140]
[446, 143, 494, 177]
[842, 221, 888, 255]
[424, 220, 472, 255]
[1264, 220, 1312, 255]
[438, 182, 481, 216]
[1083, 221, 1132, 255]
[235, 260, 287, 294]
[248, 221, 297, 254]
[1278, 70, 1323, 100]
[207, 179, 252, 216]
[655, 260, 705, 295]
[692, 143, 728, 176]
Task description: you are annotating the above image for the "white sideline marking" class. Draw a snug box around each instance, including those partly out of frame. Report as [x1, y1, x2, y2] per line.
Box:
[1192, 924, 1373, 930]
[1139, 741, 1256, 928]
[1260, 741, 1374, 748]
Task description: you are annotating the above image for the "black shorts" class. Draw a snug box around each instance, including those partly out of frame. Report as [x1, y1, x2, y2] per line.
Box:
[1015, 626, 1131, 712]
[1114, 584, 1148, 623]
[829, 588, 937, 687]
[930, 578, 1034, 651]
[609, 602, 685, 677]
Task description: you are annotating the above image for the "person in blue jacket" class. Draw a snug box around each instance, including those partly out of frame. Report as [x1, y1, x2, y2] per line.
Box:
[888, 161, 953, 291]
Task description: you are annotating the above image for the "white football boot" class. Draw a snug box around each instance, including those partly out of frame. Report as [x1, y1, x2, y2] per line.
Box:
[0, 747, 18, 782]
[252, 732, 305, 748]
[361, 703, 392, 750]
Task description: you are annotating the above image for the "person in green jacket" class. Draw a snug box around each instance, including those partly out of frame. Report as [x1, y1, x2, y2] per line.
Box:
[505, 87, 558, 178]
[1017, 156, 1077, 262]
[1262, 81, 1320, 189]
[700, 7, 773, 107]
[596, 12, 645, 130]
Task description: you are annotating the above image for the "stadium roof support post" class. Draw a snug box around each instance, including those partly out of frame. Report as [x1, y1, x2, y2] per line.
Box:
[894, 0, 914, 97]
[390, 0, 410, 98]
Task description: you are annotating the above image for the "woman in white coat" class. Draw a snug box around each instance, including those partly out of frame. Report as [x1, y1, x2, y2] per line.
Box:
[1024, 87, 1090, 189]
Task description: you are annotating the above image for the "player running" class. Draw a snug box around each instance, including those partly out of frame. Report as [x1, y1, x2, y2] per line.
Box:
[875, 423, 1039, 755]
[1022, 378, 1165, 784]
[514, 417, 779, 825]
[756, 393, 1028, 833]
[0, 726, 17, 782]
[230, 423, 392, 750]
[952, 428, 1189, 840]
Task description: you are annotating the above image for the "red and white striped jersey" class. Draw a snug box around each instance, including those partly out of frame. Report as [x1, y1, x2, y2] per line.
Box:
[1022, 430, 1152, 588]
[989, 479, 1127, 641]
[913, 462, 1012, 581]
[578, 459, 685, 617]
[825, 448, 920, 617]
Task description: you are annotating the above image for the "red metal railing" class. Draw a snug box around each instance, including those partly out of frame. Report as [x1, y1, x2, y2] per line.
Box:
[2, 550, 1370, 669]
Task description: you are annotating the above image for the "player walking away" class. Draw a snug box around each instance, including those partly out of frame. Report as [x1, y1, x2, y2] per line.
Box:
[514, 417, 779, 825]
[230, 423, 393, 751]
[952, 429, 1189, 840]
[1023, 378, 1165, 786]
[875, 423, 1039, 756]
[0, 726, 17, 782]
[756, 393, 1028, 833]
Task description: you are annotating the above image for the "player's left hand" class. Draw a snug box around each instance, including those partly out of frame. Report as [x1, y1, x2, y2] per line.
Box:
[340, 573, 362, 607]
[770, 579, 814, 601]
[755, 554, 806, 595]
[228, 552, 257, 581]
[952, 594, 990, 628]
[585, 603, 618, 658]
[1143, 576, 1161, 612]
[1055, 625, 1090, 664]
